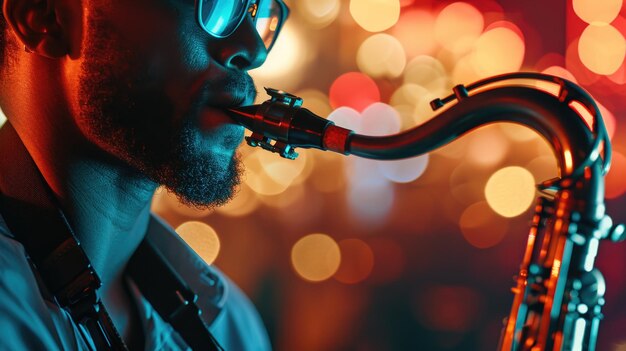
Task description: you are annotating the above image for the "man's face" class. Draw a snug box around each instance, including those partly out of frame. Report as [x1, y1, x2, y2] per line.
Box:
[74, 0, 265, 208]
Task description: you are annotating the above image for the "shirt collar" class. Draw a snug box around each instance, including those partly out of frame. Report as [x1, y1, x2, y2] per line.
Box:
[143, 213, 228, 326]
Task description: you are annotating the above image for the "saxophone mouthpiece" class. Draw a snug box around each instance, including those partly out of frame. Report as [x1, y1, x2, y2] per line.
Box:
[225, 88, 354, 159]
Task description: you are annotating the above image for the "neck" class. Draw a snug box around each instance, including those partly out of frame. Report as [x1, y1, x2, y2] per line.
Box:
[12, 118, 158, 289]
[60, 157, 158, 287]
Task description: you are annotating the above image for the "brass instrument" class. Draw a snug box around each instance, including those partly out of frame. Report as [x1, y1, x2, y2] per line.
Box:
[226, 73, 625, 350]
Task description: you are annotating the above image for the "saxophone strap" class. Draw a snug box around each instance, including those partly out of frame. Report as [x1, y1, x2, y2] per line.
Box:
[0, 122, 222, 351]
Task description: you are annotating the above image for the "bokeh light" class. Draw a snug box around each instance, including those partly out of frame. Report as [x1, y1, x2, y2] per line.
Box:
[566, 38, 602, 86]
[296, 89, 334, 118]
[471, 27, 526, 77]
[403, 55, 449, 96]
[349, 0, 401, 32]
[485, 166, 536, 218]
[360, 102, 402, 136]
[435, 2, 484, 54]
[578, 23, 626, 75]
[451, 54, 482, 84]
[251, 23, 307, 89]
[498, 123, 539, 143]
[568, 100, 617, 141]
[390, 84, 438, 125]
[334, 239, 375, 284]
[175, 221, 221, 265]
[378, 155, 430, 183]
[392, 9, 437, 57]
[215, 183, 259, 217]
[347, 162, 395, 226]
[299, 0, 341, 28]
[244, 149, 308, 196]
[151, 187, 212, 219]
[573, 0, 623, 24]
[598, 103, 617, 140]
[606, 151, 626, 199]
[328, 106, 362, 133]
[466, 125, 510, 167]
[357, 34, 407, 78]
[291, 233, 342, 282]
[460, 201, 509, 248]
[525, 155, 558, 184]
[536, 66, 579, 96]
[329, 72, 381, 112]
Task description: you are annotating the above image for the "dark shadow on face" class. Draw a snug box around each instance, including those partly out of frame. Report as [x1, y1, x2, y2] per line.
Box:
[77, 5, 255, 209]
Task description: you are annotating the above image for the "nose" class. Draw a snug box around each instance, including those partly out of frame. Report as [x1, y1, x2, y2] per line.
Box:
[209, 16, 268, 71]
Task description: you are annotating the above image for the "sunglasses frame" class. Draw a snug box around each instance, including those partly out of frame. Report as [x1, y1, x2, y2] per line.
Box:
[195, 0, 290, 52]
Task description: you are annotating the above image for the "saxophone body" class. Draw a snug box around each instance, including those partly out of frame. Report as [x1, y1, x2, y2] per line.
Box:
[225, 73, 624, 350]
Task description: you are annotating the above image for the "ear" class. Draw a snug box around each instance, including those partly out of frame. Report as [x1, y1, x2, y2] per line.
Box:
[3, 0, 68, 58]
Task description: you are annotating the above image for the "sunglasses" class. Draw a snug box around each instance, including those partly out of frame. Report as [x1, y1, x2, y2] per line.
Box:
[196, 0, 290, 52]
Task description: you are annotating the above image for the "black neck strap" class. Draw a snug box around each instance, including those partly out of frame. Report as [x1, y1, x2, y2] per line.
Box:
[0, 122, 222, 351]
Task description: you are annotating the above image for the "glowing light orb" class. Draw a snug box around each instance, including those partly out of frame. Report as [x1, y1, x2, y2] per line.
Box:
[300, 0, 341, 28]
[378, 154, 429, 183]
[291, 234, 341, 282]
[328, 107, 362, 132]
[295, 89, 333, 118]
[578, 23, 626, 75]
[498, 123, 538, 143]
[403, 56, 448, 95]
[472, 27, 526, 77]
[598, 103, 617, 140]
[606, 151, 626, 199]
[466, 126, 510, 167]
[542, 66, 578, 82]
[334, 239, 375, 284]
[244, 149, 307, 196]
[151, 188, 212, 218]
[357, 34, 406, 78]
[535, 66, 579, 96]
[175, 221, 221, 265]
[526, 155, 558, 184]
[451, 55, 481, 85]
[392, 9, 437, 56]
[485, 166, 536, 218]
[329, 72, 380, 112]
[0, 109, 6, 127]
[251, 24, 306, 84]
[360, 102, 402, 136]
[349, 0, 401, 32]
[215, 184, 259, 217]
[566, 38, 602, 86]
[390, 84, 437, 124]
[573, 0, 623, 24]
[435, 2, 484, 54]
[348, 176, 395, 225]
[460, 201, 509, 249]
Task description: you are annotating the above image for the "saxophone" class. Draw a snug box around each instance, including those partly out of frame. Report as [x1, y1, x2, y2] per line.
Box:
[225, 72, 625, 351]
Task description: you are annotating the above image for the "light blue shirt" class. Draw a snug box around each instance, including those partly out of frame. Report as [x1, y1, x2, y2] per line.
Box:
[0, 213, 271, 351]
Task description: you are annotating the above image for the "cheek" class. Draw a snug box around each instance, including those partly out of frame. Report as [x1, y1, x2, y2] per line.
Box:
[115, 3, 211, 111]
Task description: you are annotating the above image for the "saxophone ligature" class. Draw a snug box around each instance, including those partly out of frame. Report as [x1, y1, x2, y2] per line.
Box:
[226, 72, 625, 351]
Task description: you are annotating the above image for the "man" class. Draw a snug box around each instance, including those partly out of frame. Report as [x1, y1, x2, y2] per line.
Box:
[0, 0, 287, 349]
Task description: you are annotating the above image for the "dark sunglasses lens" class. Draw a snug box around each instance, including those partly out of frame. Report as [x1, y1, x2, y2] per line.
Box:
[254, 0, 284, 49]
[199, 0, 249, 37]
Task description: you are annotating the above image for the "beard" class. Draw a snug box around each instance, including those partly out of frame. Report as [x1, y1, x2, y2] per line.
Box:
[76, 9, 250, 210]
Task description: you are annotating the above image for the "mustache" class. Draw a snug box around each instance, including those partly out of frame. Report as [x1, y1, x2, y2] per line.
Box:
[197, 72, 258, 108]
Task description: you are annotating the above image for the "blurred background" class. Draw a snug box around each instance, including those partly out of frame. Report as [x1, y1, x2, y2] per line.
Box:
[4, 0, 626, 350]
